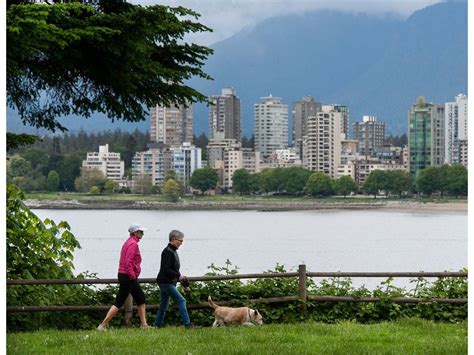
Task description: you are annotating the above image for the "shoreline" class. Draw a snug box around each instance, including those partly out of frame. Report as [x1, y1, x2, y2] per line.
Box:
[24, 199, 468, 213]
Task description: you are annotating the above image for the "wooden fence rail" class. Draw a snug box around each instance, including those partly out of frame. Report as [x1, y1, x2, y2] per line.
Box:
[7, 266, 468, 324]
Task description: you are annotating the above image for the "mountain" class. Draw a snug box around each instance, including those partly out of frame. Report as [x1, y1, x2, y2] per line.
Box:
[191, 0, 467, 137]
[7, 1, 467, 137]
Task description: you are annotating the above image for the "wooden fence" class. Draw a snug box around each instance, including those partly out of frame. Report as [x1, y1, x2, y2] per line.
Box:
[7, 265, 467, 326]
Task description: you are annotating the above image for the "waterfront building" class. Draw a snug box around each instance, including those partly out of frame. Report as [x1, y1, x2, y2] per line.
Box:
[149, 103, 193, 147]
[170, 142, 202, 189]
[303, 105, 343, 178]
[445, 94, 468, 167]
[337, 158, 405, 186]
[292, 96, 321, 160]
[209, 88, 241, 141]
[408, 96, 445, 176]
[353, 115, 385, 156]
[82, 144, 125, 182]
[254, 95, 288, 158]
[131, 148, 171, 187]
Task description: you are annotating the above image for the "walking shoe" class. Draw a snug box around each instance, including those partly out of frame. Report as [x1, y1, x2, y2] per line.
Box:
[185, 323, 202, 330]
[96, 324, 107, 331]
[140, 324, 151, 329]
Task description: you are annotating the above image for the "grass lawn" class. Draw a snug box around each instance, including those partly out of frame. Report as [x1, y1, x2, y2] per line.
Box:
[7, 319, 467, 354]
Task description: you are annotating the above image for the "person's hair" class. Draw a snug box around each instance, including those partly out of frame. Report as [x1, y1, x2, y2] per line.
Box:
[169, 230, 184, 242]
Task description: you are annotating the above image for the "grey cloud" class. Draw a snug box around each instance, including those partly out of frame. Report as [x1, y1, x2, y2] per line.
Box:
[131, 0, 442, 45]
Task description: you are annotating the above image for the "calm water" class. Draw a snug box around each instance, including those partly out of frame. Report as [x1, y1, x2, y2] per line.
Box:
[33, 208, 467, 289]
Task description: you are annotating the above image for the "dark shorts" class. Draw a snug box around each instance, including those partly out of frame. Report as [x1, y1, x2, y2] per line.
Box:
[113, 273, 146, 307]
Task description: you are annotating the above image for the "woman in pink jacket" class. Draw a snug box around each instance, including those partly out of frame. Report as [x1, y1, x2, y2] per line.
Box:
[97, 224, 150, 330]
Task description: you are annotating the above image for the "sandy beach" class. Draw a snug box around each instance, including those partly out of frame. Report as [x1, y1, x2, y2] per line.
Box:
[24, 198, 468, 213]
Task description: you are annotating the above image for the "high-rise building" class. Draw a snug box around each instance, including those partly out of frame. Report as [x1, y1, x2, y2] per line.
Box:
[82, 144, 124, 182]
[171, 142, 202, 189]
[353, 115, 385, 156]
[292, 96, 321, 159]
[254, 95, 288, 158]
[149, 103, 193, 147]
[209, 88, 241, 141]
[333, 104, 349, 139]
[445, 94, 468, 166]
[408, 96, 445, 176]
[303, 105, 342, 178]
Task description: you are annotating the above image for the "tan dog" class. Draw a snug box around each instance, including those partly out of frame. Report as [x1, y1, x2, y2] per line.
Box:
[208, 296, 263, 327]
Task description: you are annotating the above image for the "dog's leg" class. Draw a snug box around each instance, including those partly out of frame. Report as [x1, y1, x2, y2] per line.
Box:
[242, 322, 255, 327]
[212, 319, 219, 327]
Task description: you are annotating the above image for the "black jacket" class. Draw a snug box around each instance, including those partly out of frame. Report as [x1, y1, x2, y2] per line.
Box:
[156, 243, 181, 285]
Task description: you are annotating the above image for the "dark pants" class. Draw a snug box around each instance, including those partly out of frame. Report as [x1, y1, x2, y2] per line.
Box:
[113, 273, 146, 308]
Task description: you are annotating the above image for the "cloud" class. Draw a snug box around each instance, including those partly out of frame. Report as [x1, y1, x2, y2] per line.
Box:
[131, 0, 442, 45]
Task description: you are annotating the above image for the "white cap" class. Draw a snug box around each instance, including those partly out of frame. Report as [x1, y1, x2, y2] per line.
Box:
[128, 224, 148, 233]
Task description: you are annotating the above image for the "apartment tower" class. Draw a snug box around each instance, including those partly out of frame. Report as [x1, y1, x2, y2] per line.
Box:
[149, 103, 193, 147]
[408, 96, 445, 176]
[209, 88, 241, 141]
[292, 96, 321, 160]
[445, 94, 468, 166]
[254, 95, 288, 158]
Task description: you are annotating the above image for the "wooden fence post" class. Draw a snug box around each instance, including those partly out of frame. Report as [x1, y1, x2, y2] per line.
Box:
[124, 294, 133, 327]
[298, 264, 307, 315]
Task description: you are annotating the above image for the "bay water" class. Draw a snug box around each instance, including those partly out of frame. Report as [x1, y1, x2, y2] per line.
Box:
[33, 208, 467, 290]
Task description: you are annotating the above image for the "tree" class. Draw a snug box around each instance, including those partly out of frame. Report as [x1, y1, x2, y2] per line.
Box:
[163, 178, 181, 202]
[57, 151, 86, 191]
[190, 167, 218, 194]
[7, 1, 213, 148]
[74, 168, 107, 192]
[47, 170, 60, 192]
[283, 167, 312, 195]
[306, 172, 334, 197]
[388, 170, 412, 197]
[21, 147, 49, 171]
[363, 170, 385, 198]
[446, 164, 468, 197]
[7, 183, 80, 280]
[334, 176, 357, 198]
[416, 166, 444, 197]
[232, 169, 251, 195]
[132, 174, 153, 194]
[104, 179, 119, 194]
[7, 155, 33, 182]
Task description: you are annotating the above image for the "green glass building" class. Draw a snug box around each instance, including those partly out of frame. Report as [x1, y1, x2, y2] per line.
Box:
[408, 97, 445, 176]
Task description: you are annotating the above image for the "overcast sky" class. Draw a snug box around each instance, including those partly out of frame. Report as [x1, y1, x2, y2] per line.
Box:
[131, 0, 442, 45]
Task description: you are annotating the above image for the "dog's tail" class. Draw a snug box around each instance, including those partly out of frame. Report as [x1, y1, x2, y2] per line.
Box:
[208, 296, 218, 309]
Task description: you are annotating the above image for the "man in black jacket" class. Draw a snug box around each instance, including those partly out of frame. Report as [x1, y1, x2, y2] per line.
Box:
[154, 230, 197, 329]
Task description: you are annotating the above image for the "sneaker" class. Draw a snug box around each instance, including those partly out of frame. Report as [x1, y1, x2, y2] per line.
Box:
[185, 323, 202, 330]
[97, 324, 107, 332]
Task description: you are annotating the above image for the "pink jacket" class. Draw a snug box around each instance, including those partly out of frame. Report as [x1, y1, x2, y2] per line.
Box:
[118, 235, 142, 280]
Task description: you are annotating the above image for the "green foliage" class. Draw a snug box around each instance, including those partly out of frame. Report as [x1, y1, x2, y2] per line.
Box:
[282, 167, 312, 195]
[104, 179, 119, 194]
[190, 167, 218, 193]
[363, 169, 385, 197]
[416, 166, 445, 196]
[445, 164, 467, 197]
[132, 174, 153, 194]
[7, 155, 33, 181]
[163, 178, 181, 201]
[232, 169, 251, 195]
[334, 176, 357, 197]
[74, 168, 107, 193]
[7, 259, 467, 331]
[46, 170, 60, 191]
[306, 172, 334, 196]
[7, 2, 213, 133]
[7, 183, 80, 280]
